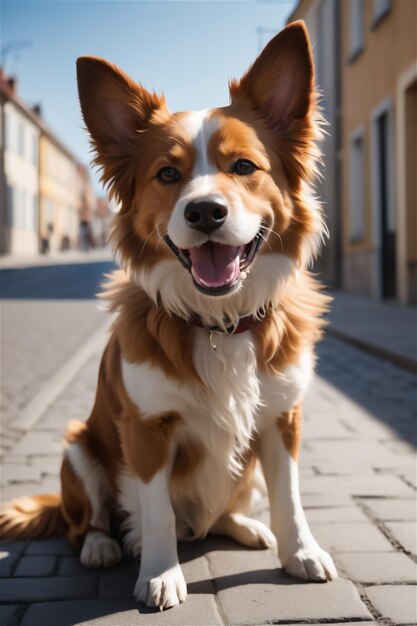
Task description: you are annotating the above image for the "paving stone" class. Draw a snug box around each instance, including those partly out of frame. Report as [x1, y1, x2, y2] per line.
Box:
[10, 432, 64, 457]
[206, 540, 279, 578]
[361, 498, 416, 521]
[216, 576, 371, 624]
[336, 552, 417, 583]
[0, 463, 42, 485]
[29, 455, 63, 475]
[309, 522, 395, 553]
[385, 440, 417, 455]
[98, 560, 139, 598]
[58, 556, 98, 576]
[0, 576, 96, 602]
[206, 543, 371, 623]
[346, 419, 401, 440]
[14, 555, 57, 577]
[302, 418, 354, 439]
[0, 550, 20, 577]
[401, 472, 417, 488]
[385, 521, 417, 554]
[301, 493, 354, 508]
[300, 474, 414, 497]
[0, 605, 24, 626]
[305, 507, 369, 522]
[1, 299, 107, 431]
[0, 541, 28, 555]
[1, 477, 60, 502]
[366, 585, 417, 624]
[315, 463, 378, 476]
[21, 597, 223, 625]
[25, 537, 78, 556]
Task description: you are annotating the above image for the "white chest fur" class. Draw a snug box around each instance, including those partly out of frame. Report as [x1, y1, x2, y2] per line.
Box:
[121, 328, 313, 537]
[121, 328, 312, 451]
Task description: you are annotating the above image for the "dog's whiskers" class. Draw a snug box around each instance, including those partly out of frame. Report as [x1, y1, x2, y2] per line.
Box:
[264, 226, 284, 254]
[139, 227, 158, 258]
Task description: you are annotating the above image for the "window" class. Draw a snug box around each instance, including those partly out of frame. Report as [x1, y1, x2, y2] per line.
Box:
[4, 109, 17, 153]
[349, 132, 365, 242]
[6, 184, 14, 226]
[4, 111, 11, 151]
[373, 0, 391, 26]
[32, 133, 38, 165]
[18, 121, 25, 158]
[349, 0, 364, 59]
[45, 198, 54, 225]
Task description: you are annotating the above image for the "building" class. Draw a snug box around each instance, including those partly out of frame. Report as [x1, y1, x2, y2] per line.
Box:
[287, 0, 342, 288]
[0, 70, 97, 257]
[0, 72, 40, 255]
[93, 196, 113, 248]
[288, 0, 417, 304]
[340, 0, 416, 303]
[78, 164, 96, 250]
[39, 131, 81, 254]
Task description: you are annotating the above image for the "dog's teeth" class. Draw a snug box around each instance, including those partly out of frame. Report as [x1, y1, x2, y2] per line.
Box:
[241, 271, 247, 279]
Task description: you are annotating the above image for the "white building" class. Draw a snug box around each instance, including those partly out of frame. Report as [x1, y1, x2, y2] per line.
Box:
[287, 1, 342, 287]
[1, 73, 40, 255]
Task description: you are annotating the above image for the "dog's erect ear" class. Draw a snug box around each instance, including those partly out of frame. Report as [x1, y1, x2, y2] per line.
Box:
[77, 57, 167, 203]
[230, 21, 314, 133]
[77, 56, 166, 150]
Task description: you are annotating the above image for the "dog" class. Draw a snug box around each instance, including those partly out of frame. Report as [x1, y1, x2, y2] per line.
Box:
[0, 20, 337, 610]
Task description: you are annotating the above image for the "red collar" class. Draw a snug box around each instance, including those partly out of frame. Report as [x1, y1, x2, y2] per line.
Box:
[189, 314, 260, 335]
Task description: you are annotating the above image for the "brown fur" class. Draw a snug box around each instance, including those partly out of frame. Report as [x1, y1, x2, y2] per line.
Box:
[105, 274, 201, 386]
[253, 272, 330, 374]
[120, 412, 182, 483]
[1, 21, 328, 552]
[60, 455, 93, 548]
[277, 404, 302, 460]
[0, 493, 66, 541]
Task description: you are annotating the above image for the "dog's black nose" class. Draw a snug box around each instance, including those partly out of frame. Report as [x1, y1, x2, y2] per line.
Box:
[184, 199, 228, 233]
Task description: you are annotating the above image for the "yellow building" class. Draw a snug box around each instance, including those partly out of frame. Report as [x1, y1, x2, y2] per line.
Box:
[1, 69, 96, 256]
[341, 0, 416, 303]
[39, 135, 80, 253]
[288, 0, 417, 303]
[0, 72, 40, 255]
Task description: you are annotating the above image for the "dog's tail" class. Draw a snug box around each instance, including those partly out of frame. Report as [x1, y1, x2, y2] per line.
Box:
[0, 493, 67, 541]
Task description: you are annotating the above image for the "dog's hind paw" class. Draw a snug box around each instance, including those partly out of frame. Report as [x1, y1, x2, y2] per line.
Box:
[134, 563, 187, 610]
[211, 513, 277, 549]
[80, 531, 122, 568]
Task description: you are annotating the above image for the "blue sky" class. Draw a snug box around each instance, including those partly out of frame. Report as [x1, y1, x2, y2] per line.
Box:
[2, 0, 296, 193]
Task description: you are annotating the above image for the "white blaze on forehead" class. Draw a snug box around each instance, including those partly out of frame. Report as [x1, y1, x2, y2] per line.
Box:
[167, 108, 261, 250]
[182, 110, 220, 177]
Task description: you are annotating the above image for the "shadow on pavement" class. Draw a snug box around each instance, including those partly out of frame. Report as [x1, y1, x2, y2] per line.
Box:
[316, 338, 417, 446]
[1, 535, 306, 624]
[0, 262, 116, 300]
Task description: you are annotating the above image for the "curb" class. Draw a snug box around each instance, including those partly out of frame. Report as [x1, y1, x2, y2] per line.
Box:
[327, 326, 417, 374]
[10, 320, 111, 433]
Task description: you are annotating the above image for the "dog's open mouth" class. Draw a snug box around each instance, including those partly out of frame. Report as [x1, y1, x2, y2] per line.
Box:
[164, 231, 263, 296]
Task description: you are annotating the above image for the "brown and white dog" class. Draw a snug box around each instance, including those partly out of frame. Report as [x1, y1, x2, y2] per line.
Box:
[0, 20, 337, 610]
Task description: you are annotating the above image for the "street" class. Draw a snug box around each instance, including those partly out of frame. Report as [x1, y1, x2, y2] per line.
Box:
[1, 257, 416, 626]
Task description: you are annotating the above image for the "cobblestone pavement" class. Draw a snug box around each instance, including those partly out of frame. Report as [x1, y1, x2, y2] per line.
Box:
[1, 300, 108, 457]
[1, 317, 416, 624]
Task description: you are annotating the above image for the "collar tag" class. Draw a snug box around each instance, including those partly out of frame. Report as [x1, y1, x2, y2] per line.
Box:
[209, 331, 221, 351]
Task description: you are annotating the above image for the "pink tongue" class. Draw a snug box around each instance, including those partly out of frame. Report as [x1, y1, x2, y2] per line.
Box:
[188, 242, 243, 288]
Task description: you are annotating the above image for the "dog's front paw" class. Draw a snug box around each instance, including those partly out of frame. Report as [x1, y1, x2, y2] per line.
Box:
[282, 547, 338, 582]
[134, 563, 187, 610]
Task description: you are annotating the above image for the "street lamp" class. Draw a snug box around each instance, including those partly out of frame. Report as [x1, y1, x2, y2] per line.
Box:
[1, 40, 32, 71]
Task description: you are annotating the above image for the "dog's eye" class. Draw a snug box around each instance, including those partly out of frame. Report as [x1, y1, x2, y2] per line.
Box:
[156, 167, 181, 185]
[232, 159, 258, 176]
